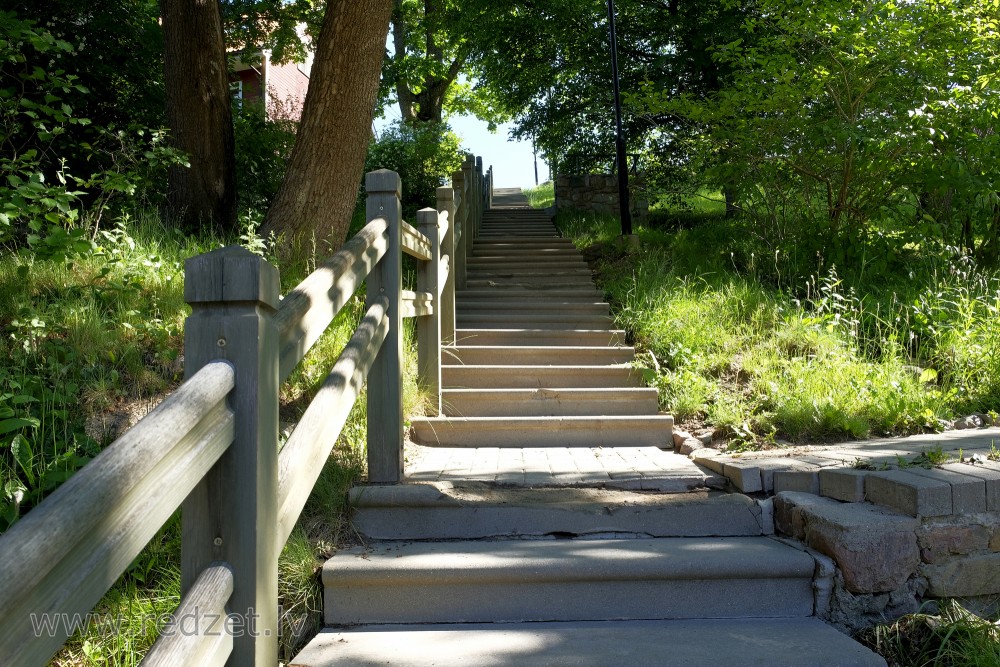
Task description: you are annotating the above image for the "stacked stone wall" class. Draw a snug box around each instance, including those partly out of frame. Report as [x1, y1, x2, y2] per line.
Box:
[554, 174, 649, 222]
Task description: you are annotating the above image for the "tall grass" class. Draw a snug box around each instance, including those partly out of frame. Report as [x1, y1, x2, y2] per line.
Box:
[552, 206, 1000, 445]
[523, 181, 554, 209]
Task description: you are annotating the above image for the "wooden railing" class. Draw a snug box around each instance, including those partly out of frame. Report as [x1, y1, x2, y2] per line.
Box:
[0, 155, 493, 666]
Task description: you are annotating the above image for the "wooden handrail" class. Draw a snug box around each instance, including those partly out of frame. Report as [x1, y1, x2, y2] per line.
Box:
[274, 217, 389, 383]
[0, 361, 235, 666]
[0, 155, 491, 666]
[141, 562, 235, 666]
[401, 219, 433, 261]
[275, 297, 389, 546]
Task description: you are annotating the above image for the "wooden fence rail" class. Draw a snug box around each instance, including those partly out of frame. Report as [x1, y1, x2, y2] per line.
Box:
[0, 158, 490, 666]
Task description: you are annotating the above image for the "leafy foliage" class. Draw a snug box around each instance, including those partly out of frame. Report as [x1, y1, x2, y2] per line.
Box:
[365, 120, 464, 216]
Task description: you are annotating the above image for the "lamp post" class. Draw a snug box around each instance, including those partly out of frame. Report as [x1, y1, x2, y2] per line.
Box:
[607, 0, 632, 236]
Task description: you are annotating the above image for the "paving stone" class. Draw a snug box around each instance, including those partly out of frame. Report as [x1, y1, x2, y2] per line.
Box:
[903, 467, 987, 514]
[773, 492, 842, 541]
[774, 470, 820, 495]
[922, 552, 1000, 597]
[691, 450, 725, 474]
[819, 469, 868, 503]
[865, 470, 953, 517]
[678, 438, 703, 456]
[940, 462, 1000, 511]
[722, 460, 762, 493]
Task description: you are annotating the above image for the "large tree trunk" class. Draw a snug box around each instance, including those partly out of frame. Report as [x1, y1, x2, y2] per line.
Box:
[161, 0, 236, 233]
[261, 0, 393, 247]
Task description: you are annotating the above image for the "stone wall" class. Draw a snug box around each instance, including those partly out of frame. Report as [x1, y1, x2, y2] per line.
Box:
[774, 491, 1000, 632]
[554, 174, 649, 222]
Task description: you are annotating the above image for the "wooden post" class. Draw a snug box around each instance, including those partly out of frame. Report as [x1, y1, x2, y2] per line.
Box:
[183, 246, 280, 666]
[487, 166, 494, 210]
[365, 170, 404, 484]
[475, 156, 484, 237]
[462, 157, 476, 268]
[416, 208, 442, 415]
[453, 168, 468, 290]
[436, 186, 456, 344]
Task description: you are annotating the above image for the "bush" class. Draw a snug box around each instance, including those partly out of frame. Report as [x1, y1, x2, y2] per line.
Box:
[365, 120, 464, 217]
[232, 99, 298, 213]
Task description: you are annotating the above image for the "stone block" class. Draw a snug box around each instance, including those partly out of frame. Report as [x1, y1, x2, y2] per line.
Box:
[672, 430, 692, 448]
[917, 521, 991, 564]
[774, 470, 820, 495]
[865, 470, 953, 517]
[904, 467, 987, 514]
[722, 460, 762, 493]
[941, 462, 1000, 511]
[991, 529, 1000, 552]
[678, 438, 704, 456]
[691, 450, 725, 474]
[820, 469, 868, 503]
[922, 552, 1000, 597]
[800, 500, 920, 594]
[773, 492, 842, 542]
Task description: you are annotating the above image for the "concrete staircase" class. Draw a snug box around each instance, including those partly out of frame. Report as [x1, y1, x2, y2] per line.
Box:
[290, 190, 886, 667]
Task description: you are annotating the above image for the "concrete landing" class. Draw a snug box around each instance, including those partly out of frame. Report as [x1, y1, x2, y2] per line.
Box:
[290, 618, 886, 667]
[404, 443, 720, 491]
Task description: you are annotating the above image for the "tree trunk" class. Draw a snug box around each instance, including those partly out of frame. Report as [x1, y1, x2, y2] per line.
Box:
[261, 0, 393, 248]
[161, 0, 236, 234]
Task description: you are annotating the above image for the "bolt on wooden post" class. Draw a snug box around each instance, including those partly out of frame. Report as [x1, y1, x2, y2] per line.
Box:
[182, 246, 280, 665]
[365, 170, 404, 484]
[416, 208, 442, 415]
[436, 186, 456, 344]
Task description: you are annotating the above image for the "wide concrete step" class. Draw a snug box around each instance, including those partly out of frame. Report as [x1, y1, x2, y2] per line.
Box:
[467, 268, 592, 278]
[442, 365, 641, 388]
[456, 288, 602, 300]
[442, 387, 656, 416]
[443, 345, 630, 366]
[467, 278, 596, 289]
[322, 537, 814, 624]
[457, 301, 609, 314]
[410, 415, 672, 447]
[350, 486, 762, 540]
[474, 239, 574, 248]
[455, 313, 613, 328]
[471, 248, 581, 258]
[466, 259, 589, 270]
[292, 618, 886, 667]
[455, 328, 626, 346]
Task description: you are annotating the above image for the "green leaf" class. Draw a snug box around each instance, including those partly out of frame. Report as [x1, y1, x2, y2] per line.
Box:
[0, 417, 40, 435]
[918, 368, 939, 383]
[10, 434, 35, 486]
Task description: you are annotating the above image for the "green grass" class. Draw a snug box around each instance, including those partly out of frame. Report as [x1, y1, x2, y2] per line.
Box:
[523, 181, 554, 209]
[556, 206, 1000, 446]
[857, 600, 1000, 667]
[0, 207, 425, 664]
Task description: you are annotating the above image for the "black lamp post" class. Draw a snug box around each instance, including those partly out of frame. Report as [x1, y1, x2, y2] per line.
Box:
[607, 0, 632, 236]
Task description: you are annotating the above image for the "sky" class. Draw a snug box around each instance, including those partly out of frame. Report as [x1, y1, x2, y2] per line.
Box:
[374, 111, 551, 190]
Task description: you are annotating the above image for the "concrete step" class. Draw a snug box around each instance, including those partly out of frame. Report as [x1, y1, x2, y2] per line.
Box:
[349, 486, 762, 540]
[467, 278, 596, 289]
[473, 239, 574, 248]
[456, 302, 609, 314]
[466, 259, 589, 270]
[410, 415, 673, 448]
[321, 536, 815, 624]
[455, 313, 613, 328]
[443, 345, 631, 366]
[441, 387, 656, 416]
[455, 328, 626, 346]
[471, 248, 581, 258]
[442, 365, 642, 388]
[456, 288, 602, 300]
[292, 618, 887, 667]
[467, 267, 592, 277]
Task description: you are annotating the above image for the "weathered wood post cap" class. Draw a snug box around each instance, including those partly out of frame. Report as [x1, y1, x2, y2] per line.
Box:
[366, 169, 402, 197]
[416, 208, 439, 229]
[475, 156, 483, 170]
[436, 186, 454, 201]
[184, 245, 280, 309]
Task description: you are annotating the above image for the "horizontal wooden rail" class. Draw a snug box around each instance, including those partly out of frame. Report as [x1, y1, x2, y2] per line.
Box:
[274, 217, 389, 382]
[0, 361, 235, 667]
[401, 290, 434, 318]
[141, 562, 235, 666]
[401, 219, 432, 261]
[275, 297, 390, 546]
